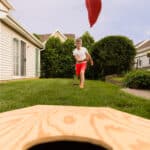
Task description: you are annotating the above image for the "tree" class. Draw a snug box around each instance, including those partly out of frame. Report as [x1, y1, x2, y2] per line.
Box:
[81, 31, 94, 53]
[91, 36, 136, 79]
[41, 37, 63, 78]
[81, 32, 95, 79]
[61, 38, 75, 78]
[41, 37, 75, 78]
[45, 37, 62, 52]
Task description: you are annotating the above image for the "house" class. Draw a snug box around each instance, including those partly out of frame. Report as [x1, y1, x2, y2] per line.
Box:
[0, 0, 44, 81]
[134, 40, 150, 70]
[38, 30, 75, 44]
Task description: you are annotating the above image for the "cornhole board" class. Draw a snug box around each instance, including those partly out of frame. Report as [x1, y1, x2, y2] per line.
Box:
[0, 105, 150, 150]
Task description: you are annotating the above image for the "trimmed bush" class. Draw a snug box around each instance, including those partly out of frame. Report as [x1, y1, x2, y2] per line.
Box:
[91, 36, 136, 79]
[41, 37, 75, 78]
[123, 70, 150, 89]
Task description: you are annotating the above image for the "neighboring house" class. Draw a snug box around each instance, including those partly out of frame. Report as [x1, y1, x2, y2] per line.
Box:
[38, 30, 75, 44]
[134, 40, 150, 70]
[0, 0, 44, 81]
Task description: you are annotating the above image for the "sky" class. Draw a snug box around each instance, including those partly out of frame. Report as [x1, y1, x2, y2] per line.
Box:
[9, 0, 150, 44]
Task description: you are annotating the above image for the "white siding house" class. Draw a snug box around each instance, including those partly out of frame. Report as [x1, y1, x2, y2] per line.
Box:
[135, 40, 150, 70]
[0, 0, 44, 81]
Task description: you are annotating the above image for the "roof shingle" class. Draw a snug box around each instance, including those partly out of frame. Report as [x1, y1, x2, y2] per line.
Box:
[38, 33, 75, 42]
[136, 40, 150, 50]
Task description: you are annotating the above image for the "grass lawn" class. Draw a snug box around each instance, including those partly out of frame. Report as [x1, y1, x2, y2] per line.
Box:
[0, 79, 150, 119]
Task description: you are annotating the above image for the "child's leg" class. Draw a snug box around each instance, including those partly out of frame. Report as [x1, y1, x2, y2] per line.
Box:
[79, 63, 87, 88]
[74, 63, 80, 85]
[80, 71, 85, 88]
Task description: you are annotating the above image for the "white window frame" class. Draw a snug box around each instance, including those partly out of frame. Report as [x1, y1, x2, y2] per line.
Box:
[13, 38, 27, 78]
[13, 38, 20, 76]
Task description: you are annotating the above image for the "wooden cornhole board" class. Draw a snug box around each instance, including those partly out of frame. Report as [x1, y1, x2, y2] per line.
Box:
[0, 105, 150, 150]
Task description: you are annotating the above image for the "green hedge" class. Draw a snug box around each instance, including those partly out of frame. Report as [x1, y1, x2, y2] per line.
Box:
[41, 37, 75, 78]
[123, 70, 150, 89]
[91, 36, 136, 79]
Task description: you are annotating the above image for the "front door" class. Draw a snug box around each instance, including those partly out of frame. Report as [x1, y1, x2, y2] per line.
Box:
[20, 41, 26, 76]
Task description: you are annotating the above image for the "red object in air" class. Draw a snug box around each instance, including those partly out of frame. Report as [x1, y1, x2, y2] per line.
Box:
[86, 0, 102, 27]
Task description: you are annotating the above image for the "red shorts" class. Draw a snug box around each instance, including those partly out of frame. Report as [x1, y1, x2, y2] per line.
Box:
[75, 62, 87, 76]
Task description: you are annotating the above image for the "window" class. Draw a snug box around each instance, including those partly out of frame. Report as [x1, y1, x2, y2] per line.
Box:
[35, 49, 39, 77]
[135, 59, 138, 69]
[13, 38, 19, 76]
[20, 41, 26, 76]
[139, 59, 142, 66]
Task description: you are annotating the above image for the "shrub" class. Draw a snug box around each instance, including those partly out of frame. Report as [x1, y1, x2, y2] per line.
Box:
[41, 37, 75, 78]
[123, 70, 150, 89]
[61, 38, 75, 78]
[91, 36, 136, 79]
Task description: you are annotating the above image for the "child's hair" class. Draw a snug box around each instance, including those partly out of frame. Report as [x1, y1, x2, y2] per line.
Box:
[76, 38, 82, 43]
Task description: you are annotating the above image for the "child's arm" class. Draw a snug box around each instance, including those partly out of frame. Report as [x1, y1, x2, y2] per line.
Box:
[86, 52, 94, 66]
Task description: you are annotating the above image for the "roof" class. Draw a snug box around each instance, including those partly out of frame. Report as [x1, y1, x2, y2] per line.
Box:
[38, 34, 51, 42]
[64, 34, 76, 39]
[136, 40, 150, 50]
[0, 15, 44, 49]
[0, 0, 14, 10]
[38, 32, 75, 43]
[135, 40, 145, 48]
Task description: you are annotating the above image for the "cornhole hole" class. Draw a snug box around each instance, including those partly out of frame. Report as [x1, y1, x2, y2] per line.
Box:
[0, 105, 150, 150]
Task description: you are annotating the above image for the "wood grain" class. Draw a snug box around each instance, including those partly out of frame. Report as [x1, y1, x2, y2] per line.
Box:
[0, 105, 150, 150]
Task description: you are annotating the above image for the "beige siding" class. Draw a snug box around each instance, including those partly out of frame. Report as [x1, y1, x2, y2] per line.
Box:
[0, 21, 13, 80]
[135, 50, 150, 69]
[26, 44, 36, 77]
[51, 31, 66, 42]
[0, 22, 40, 80]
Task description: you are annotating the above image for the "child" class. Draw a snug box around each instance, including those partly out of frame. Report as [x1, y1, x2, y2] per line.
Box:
[73, 38, 93, 88]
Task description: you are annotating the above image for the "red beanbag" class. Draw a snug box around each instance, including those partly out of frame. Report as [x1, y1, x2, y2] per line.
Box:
[86, 0, 102, 27]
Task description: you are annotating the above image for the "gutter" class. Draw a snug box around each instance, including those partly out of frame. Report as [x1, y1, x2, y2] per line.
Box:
[0, 0, 14, 10]
[136, 47, 150, 54]
[1, 15, 44, 49]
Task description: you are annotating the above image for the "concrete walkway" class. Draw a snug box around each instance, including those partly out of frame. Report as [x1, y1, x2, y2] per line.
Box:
[122, 88, 150, 100]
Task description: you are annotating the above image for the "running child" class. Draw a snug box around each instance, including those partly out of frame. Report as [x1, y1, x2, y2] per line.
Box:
[73, 38, 93, 88]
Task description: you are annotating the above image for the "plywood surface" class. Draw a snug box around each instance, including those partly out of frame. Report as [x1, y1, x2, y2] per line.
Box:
[0, 105, 150, 150]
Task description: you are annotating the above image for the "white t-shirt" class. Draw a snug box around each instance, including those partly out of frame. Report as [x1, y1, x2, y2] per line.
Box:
[73, 47, 88, 61]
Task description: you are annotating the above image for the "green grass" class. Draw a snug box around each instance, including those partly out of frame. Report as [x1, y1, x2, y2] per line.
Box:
[0, 79, 150, 119]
